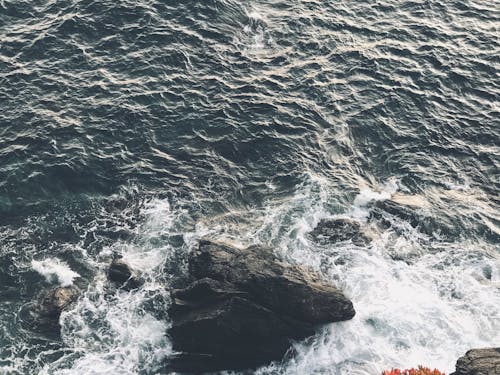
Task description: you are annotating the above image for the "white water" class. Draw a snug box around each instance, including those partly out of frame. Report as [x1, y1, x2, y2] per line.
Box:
[41, 200, 180, 375]
[40, 176, 499, 375]
[32, 258, 80, 287]
[233, 5, 273, 54]
[252, 178, 500, 374]
[350, 179, 399, 221]
[197, 175, 500, 374]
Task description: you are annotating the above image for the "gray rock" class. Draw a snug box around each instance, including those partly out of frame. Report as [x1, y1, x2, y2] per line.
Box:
[189, 240, 355, 323]
[451, 348, 500, 375]
[108, 258, 142, 290]
[309, 218, 369, 246]
[167, 239, 355, 372]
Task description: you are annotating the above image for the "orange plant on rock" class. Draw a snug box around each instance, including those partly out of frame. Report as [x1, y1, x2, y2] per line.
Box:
[382, 366, 446, 375]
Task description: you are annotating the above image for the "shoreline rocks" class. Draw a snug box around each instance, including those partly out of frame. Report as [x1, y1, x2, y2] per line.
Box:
[107, 258, 142, 290]
[167, 239, 355, 372]
[309, 218, 370, 246]
[25, 286, 78, 334]
[451, 348, 500, 375]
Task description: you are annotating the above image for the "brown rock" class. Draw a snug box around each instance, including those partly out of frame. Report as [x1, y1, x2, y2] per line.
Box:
[26, 287, 78, 334]
[189, 240, 355, 323]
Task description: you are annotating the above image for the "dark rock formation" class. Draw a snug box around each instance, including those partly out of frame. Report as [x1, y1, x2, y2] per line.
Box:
[26, 287, 78, 333]
[167, 239, 355, 372]
[108, 258, 142, 290]
[451, 348, 500, 375]
[370, 200, 458, 239]
[309, 218, 369, 245]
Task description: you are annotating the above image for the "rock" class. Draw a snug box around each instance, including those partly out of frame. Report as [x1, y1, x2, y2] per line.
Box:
[370, 200, 457, 238]
[169, 296, 312, 370]
[451, 348, 500, 375]
[169, 278, 249, 317]
[25, 287, 78, 333]
[167, 239, 355, 372]
[308, 218, 369, 245]
[189, 240, 355, 323]
[108, 258, 142, 290]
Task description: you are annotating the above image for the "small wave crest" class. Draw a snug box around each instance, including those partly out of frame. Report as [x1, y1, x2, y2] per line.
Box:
[351, 179, 399, 221]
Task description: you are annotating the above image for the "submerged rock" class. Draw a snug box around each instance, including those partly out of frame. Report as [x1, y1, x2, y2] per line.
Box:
[167, 239, 355, 372]
[309, 218, 370, 246]
[108, 258, 142, 290]
[370, 199, 458, 239]
[26, 287, 78, 333]
[451, 348, 500, 375]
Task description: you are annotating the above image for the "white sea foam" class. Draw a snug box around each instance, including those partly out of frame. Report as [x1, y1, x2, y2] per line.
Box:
[216, 176, 500, 375]
[32, 258, 80, 287]
[263, 239, 500, 375]
[350, 179, 399, 221]
[40, 199, 184, 375]
[232, 6, 272, 52]
[48, 281, 170, 375]
[444, 181, 471, 191]
[40, 176, 500, 375]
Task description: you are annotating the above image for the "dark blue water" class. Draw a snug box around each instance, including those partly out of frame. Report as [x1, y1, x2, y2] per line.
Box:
[1, 0, 499, 374]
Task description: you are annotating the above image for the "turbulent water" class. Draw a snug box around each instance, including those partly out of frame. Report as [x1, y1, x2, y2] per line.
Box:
[1, 0, 499, 374]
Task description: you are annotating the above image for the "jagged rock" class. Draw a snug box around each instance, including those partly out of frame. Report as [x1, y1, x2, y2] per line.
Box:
[370, 200, 425, 231]
[167, 239, 355, 372]
[451, 348, 500, 375]
[26, 287, 78, 333]
[370, 200, 458, 238]
[189, 240, 355, 323]
[108, 258, 142, 290]
[309, 218, 369, 246]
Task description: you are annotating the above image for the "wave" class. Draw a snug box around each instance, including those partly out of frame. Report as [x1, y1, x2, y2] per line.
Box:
[32, 259, 80, 287]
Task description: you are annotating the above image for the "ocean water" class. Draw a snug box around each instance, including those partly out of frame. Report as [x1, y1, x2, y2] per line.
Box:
[0, 0, 499, 374]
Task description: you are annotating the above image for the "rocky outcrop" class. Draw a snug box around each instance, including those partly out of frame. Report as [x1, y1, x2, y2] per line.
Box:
[309, 218, 369, 246]
[370, 200, 458, 239]
[108, 258, 142, 290]
[26, 287, 78, 333]
[451, 348, 500, 375]
[167, 239, 355, 372]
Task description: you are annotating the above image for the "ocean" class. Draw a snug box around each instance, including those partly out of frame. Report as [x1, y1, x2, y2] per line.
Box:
[0, 0, 499, 374]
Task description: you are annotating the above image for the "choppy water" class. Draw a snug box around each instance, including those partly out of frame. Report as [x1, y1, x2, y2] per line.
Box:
[1, 0, 499, 374]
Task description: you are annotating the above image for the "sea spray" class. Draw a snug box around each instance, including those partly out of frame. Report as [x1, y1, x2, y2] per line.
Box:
[32, 259, 80, 287]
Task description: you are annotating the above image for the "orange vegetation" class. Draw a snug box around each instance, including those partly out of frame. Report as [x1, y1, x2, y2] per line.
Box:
[382, 366, 446, 375]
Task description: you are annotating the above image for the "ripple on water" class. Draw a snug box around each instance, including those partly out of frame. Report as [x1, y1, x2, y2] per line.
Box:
[0, 0, 499, 373]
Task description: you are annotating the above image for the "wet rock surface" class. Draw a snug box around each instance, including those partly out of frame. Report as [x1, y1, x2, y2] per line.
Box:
[370, 200, 458, 239]
[309, 218, 370, 245]
[26, 287, 78, 334]
[108, 258, 142, 290]
[167, 239, 355, 372]
[451, 348, 500, 375]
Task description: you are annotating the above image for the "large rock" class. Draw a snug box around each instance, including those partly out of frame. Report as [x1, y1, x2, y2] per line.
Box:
[167, 239, 355, 372]
[108, 258, 142, 290]
[309, 218, 369, 246]
[451, 348, 500, 375]
[25, 287, 78, 334]
[189, 240, 355, 323]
